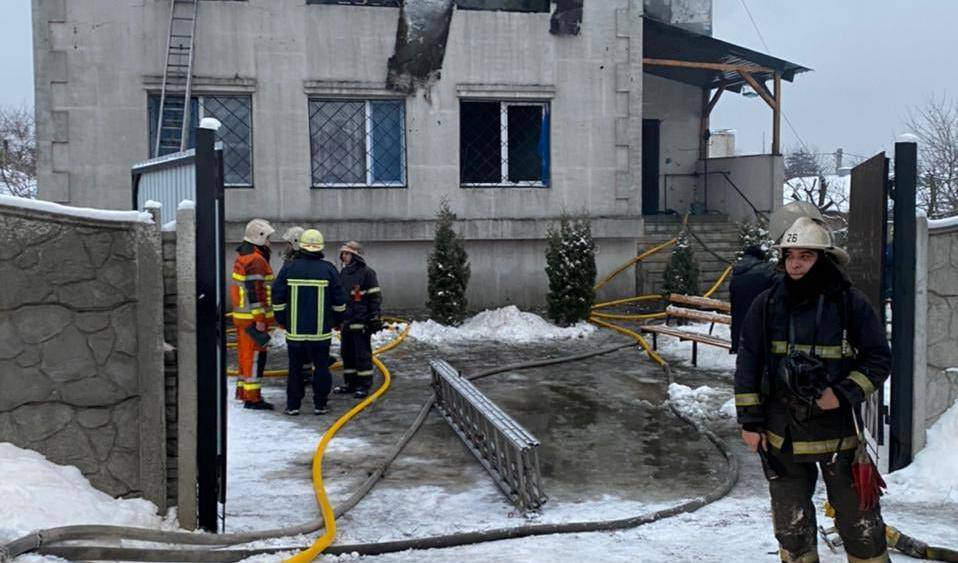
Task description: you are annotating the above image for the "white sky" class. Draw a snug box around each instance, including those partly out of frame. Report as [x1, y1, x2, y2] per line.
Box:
[2, 0, 956, 161]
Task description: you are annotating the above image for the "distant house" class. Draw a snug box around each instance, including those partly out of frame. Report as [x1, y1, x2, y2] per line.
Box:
[32, 0, 808, 308]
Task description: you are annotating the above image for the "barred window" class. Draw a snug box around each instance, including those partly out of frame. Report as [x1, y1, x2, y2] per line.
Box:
[460, 100, 550, 187]
[309, 99, 406, 188]
[148, 94, 253, 186]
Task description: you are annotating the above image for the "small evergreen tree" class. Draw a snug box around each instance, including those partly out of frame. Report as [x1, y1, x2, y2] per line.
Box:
[662, 232, 700, 296]
[427, 200, 471, 325]
[545, 214, 596, 325]
[737, 219, 776, 262]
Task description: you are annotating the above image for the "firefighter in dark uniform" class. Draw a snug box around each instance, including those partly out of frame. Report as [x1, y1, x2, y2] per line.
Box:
[272, 229, 347, 416]
[334, 241, 382, 399]
[736, 217, 892, 563]
[730, 244, 779, 353]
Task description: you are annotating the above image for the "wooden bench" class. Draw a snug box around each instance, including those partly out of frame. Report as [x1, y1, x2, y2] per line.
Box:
[639, 294, 732, 366]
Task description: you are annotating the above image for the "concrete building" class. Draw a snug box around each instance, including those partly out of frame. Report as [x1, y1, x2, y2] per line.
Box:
[32, 0, 807, 309]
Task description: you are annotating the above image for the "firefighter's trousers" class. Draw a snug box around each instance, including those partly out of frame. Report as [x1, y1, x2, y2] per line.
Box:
[286, 340, 332, 411]
[766, 446, 888, 563]
[235, 320, 268, 403]
[341, 326, 373, 392]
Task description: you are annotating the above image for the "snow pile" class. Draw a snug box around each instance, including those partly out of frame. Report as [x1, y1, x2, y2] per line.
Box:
[656, 322, 736, 371]
[0, 442, 163, 544]
[266, 322, 408, 352]
[886, 398, 958, 504]
[408, 306, 595, 345]
[667, 383, 735, 421]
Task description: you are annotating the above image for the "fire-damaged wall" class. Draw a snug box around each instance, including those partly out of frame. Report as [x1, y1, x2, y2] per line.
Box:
[387, 0, 456, 93]
[0, 197, 167, 509]
[644, 0, 711, 35]
[31, 0, 715, 309]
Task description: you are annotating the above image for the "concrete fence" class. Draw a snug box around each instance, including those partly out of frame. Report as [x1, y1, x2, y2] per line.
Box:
[0, 197, 167, 508]
[916, 215, 958, 449]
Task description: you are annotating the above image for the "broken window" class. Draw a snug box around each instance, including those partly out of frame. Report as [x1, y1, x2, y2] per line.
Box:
[460, 100, 550, 187]
[148, 94, 253, 186]
[309, 99, 406, 188]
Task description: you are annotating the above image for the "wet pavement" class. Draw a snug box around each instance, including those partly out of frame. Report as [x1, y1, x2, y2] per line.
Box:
[227, 326, 733, 533]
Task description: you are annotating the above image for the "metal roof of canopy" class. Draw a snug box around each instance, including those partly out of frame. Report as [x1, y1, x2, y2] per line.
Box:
[642, 16, 811, 93]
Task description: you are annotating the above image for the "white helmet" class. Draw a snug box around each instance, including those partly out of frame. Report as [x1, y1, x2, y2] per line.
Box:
[282, 226, 305, 250]
[243, 218, 275, 246]
[776, 217, 850, 265]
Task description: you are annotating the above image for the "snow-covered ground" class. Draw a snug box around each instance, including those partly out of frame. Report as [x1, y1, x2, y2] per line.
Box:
[3, 309, 957, 562]
[656, 322, 737, 372]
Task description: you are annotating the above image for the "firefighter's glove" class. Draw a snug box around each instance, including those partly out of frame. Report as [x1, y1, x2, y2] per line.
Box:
[367, 317, 384, 334]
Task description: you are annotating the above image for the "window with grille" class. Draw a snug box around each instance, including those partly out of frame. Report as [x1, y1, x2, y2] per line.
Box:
[148, 94, 253, 187]
[460, 100, 550, 187]
[308, 99, 406, 188]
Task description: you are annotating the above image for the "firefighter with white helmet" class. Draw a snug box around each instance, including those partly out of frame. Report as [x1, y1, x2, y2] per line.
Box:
[281, 226, 305, 264]
[231, 218, 276, 410]
[736, 216, 891, 562]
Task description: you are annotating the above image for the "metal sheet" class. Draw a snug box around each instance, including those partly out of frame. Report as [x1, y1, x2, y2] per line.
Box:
[846, 152, 889, 449]
[847, 153, 888, 315]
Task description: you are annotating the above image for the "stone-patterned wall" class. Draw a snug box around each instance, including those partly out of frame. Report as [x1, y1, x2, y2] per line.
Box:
[926, 221, 958, 428]
[0, 199, 167, 508]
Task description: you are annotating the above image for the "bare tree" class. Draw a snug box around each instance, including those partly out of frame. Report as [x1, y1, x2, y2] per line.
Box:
[905, 95, 958, 219]
[0, 105, 37, 198]
[785, 146, 826, 179]
[784, 174, 848, 218]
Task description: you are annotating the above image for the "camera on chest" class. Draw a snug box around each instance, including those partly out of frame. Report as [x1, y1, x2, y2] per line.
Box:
[778, 349, 829, 402]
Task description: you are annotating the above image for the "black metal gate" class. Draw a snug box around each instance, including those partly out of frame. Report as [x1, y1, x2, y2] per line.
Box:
[847, 153, 889, 448]
[194, 127, 228, 530]
[131, 128, 227, 532]
[846, 141, 918, 471]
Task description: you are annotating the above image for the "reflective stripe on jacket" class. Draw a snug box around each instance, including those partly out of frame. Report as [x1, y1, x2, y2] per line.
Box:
[339, 257, 382, 329]
[272, 252, 346, 342]
[734, 278, 891, 461]
[230, 246, 274, 323]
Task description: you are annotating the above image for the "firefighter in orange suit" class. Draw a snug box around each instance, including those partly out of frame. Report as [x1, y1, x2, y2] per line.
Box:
[231, 218, 276, 410]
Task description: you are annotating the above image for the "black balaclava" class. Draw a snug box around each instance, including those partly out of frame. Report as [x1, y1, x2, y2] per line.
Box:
[783, 250, 833, 304]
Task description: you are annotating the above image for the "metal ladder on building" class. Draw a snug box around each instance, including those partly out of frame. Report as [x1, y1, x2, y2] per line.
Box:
[153, 0, 198, 157]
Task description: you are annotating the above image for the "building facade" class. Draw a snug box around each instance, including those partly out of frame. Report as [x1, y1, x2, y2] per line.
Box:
[33, 0, 803, 309]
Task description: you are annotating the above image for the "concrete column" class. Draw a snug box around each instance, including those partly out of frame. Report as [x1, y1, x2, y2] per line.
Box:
[135, 219, 168, 510]
[913, 214, 929, 453]
[175, 206, 198, 530]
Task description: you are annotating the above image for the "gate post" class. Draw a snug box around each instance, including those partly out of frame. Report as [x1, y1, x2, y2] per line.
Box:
[194, 120, 227, 531]
[890, 140, 917, 472]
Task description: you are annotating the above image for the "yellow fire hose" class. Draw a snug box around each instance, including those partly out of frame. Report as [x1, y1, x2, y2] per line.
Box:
[284, 352, 394, 563]
[284, 318, 409, 562]
[593, 238, 678, 292]
[587, 229, 733, 366]
[226, 318, 409, 377]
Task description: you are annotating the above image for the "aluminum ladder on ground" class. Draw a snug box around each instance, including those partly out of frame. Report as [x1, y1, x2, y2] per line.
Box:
[153, 0, 198, 157]
[430, 359, 548, 513]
